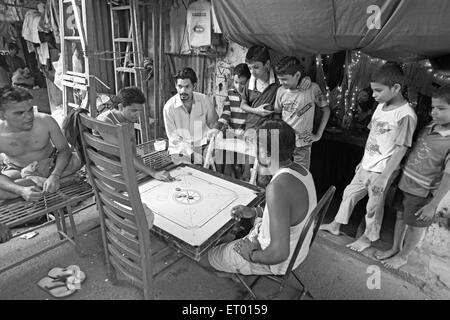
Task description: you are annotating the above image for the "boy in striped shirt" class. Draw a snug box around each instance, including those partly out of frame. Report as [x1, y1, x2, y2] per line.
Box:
[209, 63, 251, 178]
[214, 63, 250, 136]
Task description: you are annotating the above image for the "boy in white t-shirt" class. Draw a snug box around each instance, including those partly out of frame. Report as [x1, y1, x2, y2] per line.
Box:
[274, 56, 330, 170]
[320, 63, 417, 253]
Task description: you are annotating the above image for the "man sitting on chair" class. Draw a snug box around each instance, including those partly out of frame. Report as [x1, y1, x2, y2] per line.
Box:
[203, 119, 317, 275]
[0, 86, 81, 202]
[163, 67, 218, 165]
[94, 86, 172, 182]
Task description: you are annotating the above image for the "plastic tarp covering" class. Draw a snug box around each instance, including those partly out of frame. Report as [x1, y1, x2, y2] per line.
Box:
[212, 0, 450, 61]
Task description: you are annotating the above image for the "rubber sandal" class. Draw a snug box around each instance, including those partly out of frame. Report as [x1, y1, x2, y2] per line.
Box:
[47, 265, 86, 283]
[37, 276, 76, 298]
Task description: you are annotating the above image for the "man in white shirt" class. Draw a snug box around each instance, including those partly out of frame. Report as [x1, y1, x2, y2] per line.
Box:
[163, 68, 218, 164]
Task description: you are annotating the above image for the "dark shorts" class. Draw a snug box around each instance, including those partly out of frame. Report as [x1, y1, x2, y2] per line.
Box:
[393, 189, 433, 227]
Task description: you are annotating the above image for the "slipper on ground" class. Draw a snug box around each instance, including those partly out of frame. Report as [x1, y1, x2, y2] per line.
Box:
[47, 265, 86, 283]
[37, 276, 76, 298]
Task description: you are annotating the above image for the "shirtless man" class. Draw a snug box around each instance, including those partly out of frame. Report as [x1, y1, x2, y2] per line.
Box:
[0, 86, 81, 201]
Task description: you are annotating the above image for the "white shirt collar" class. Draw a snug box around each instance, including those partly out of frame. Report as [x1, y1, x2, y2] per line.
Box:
[248, 68, 276, 91]
[174, 93, 196, 108]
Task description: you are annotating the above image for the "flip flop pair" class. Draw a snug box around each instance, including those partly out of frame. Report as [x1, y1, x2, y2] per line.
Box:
[37, 265, 86, 298]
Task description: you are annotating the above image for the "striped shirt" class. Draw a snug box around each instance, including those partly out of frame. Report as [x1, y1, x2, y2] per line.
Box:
[215, 88, 247, 134]
[399, 124, 450, 197]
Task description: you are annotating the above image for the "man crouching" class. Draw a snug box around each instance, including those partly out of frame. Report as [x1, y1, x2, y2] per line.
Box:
[0, 86, 81, 202]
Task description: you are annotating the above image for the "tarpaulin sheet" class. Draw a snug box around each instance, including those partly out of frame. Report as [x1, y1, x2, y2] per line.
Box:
[212, 0, 450, 61]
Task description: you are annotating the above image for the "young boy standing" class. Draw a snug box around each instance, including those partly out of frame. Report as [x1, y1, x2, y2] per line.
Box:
[375, 86, 450, 269]
[320, 63, 417, 253]
[274, 56, 330, 170]
[240, 46, 310, 184]
[211, 63, 251, 137]
[240, 45, 280, 130]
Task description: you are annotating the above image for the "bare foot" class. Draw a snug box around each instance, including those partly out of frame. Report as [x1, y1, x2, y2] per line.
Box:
[346, 235, 371, 252]
[319, 221, 340, 236]
[382, 255, 407, 269]
[374, 248, 399, 260]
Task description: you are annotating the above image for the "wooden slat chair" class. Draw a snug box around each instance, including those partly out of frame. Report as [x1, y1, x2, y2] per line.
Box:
[235, 186, 336, 300]
[77, 113, 154, 299]
[203, 134, 259, 185]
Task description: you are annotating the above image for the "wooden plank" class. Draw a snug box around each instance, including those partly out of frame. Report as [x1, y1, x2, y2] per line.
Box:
[102, 205, 138, 235]
[131, 0, 148, 143]
[62, 74, 87, 84]
[116, 67, 136, 73]
[86, 149, 123, 174]
[104, 219, 140, 254]
[80, 116, 120, 138]
[68, 102, 80, 109]
[61, 80, 88, 91]
[64, 36, 81, 41]
[90, 166, 127, 191]
[152, 0, 160, 139]
[108, 244, 142, 277]
[106, 231, 141, 262]
[109, 255, 143, 287]
[114, 37, 133, 42]
[66, 70, 88, 78]
[60, 0, 68, 116]
[101, 194, 136, 222]
[110, 1, 119, 93]
[111, 5, 131, 10]
[82, 132, 120, 155]
[121, 27, 133, 86]
[95, 179, 131, 206]
[157, 0, 164, 139]
[70, 0, 87, 54]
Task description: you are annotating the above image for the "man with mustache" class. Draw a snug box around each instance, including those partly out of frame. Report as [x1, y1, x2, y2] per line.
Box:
[163, 67, 218, 164]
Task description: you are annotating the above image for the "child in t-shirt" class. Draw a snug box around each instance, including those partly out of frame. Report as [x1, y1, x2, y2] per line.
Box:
[320, 63, 417, 253]
[374, 85, 450, 269]
[273, 56, 330, 170]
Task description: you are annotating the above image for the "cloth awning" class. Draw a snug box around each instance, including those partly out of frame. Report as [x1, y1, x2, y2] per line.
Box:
[212, 0, 450, 62]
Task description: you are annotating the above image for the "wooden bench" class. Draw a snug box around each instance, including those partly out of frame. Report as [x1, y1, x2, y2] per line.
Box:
[0, 174, 94, 274]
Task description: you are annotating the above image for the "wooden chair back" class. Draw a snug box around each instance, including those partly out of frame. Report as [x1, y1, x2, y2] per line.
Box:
[77, 113, 153, 299]
[233, 185, 336, 299]
[283, 186, 336, 282]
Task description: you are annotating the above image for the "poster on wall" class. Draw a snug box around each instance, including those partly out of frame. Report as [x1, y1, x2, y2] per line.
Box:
[187, 0, 211, 47]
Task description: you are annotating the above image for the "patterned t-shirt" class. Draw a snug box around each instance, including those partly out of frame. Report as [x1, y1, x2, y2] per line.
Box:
[361, 103, 417, 173]
[274, 82, 328, 147]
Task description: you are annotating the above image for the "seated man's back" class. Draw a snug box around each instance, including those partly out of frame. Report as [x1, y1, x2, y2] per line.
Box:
[256, 163, 316, 274]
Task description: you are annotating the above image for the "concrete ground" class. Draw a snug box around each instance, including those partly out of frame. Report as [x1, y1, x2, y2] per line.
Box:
[0, 203, 437, 300]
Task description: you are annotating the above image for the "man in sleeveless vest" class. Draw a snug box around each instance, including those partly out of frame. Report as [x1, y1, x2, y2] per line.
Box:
[204, 119, 317, 275]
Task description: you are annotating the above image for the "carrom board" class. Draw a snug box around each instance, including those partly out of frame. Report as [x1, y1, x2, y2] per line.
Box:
[138, 164, 263, 260]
